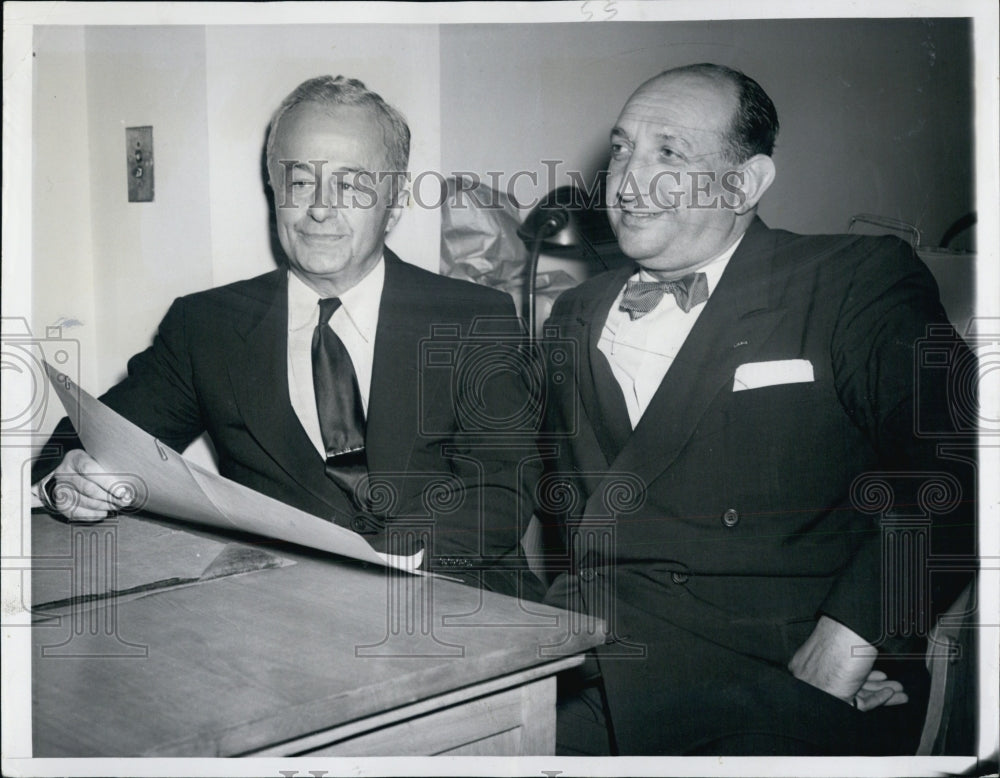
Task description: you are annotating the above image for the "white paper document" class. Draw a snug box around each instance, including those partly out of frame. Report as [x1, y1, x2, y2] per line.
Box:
[45, 363, 423, 573]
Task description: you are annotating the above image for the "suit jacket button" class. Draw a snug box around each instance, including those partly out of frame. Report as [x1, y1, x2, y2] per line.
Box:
[579, 567, 596, 582]
[671, 571, 689, 584]
[722, 508, 740, 527]
[351, 515, 368, 532]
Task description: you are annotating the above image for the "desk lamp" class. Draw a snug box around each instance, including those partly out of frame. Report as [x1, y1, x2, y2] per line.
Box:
[516, 185, 600, 339]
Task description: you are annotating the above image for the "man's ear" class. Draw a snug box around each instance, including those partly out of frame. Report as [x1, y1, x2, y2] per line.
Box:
[732, 154, 776, 215]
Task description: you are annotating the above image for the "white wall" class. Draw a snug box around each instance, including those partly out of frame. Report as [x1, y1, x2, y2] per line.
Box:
[84, 26, 215, 391]
[31, 26, 99, 442]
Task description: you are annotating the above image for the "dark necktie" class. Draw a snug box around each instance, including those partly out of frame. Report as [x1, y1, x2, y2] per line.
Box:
[312, 298, 368, 504]
[618, 272, 710, 319]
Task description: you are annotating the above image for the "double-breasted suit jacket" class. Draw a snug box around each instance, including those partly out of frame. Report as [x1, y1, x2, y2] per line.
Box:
[538, 218, 975, 752]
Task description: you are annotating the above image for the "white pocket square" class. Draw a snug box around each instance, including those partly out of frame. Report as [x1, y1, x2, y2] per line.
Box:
[733, 359, 814, 391]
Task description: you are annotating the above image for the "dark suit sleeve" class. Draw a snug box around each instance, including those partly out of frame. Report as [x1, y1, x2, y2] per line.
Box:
[426, 292, 546, 599]
[32, 297, 206, 484]
[820, 238, 976, 649]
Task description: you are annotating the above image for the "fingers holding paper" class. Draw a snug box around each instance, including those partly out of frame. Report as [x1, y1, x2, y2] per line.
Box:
[41, 449, 137, 521]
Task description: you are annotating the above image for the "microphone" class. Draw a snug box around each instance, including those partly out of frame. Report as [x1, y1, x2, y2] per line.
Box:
[517, 202, 570, 242]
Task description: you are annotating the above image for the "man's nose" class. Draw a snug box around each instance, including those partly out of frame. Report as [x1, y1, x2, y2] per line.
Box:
[307, 200, 335, 222]
[612, 159, 655, 207]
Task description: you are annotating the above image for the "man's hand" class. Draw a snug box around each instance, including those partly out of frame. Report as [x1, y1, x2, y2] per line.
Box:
[788, 615, 907, 711]
[40, 450, 133, 521]
[855, 670, 909, 710]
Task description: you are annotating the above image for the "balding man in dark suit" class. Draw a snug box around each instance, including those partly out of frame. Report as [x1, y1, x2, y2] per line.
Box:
[539, 63, 975, 755]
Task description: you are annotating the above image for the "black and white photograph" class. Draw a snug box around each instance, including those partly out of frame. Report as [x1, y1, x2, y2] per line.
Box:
[2, 2, 997, 776]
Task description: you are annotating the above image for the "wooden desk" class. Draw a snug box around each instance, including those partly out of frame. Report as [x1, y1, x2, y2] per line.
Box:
[30, 511, 602, 756]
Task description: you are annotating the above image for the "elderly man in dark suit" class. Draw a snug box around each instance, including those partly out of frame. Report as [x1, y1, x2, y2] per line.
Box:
[34, 75, 537, 583]
[540, 63, 975, 755]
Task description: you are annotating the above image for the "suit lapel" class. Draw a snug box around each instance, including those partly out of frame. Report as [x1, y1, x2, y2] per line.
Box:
[572, 265, 634, 465]
[588, 219, 787, 510]
[364, 250, 421, 476]
[226, 270, 355, 514]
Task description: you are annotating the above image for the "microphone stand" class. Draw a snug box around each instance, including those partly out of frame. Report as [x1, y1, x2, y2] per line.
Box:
[522, 211, 568, 341]
[526, 216, 564, 341]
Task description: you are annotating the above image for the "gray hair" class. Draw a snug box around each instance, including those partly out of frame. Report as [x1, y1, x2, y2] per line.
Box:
[265, 75, 411, 179]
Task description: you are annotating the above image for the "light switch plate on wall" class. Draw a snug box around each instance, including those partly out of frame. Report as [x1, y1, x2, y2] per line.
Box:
[126, 126, 154, 202]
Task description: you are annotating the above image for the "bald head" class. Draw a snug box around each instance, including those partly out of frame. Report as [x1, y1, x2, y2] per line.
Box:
[636, 64, 779, 163]
[605, 63, 777, 277]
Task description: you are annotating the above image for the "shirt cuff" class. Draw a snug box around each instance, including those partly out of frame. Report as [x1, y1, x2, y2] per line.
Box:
[34, 473, 58, 512]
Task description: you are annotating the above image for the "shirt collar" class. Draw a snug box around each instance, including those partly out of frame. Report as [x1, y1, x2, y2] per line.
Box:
[636, 233, 744, 297]
[287, 257, 385, 342]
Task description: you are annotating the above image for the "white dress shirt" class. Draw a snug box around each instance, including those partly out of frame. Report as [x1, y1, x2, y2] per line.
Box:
[287, 259, 384, 457]
[598, 236, 743, 428]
